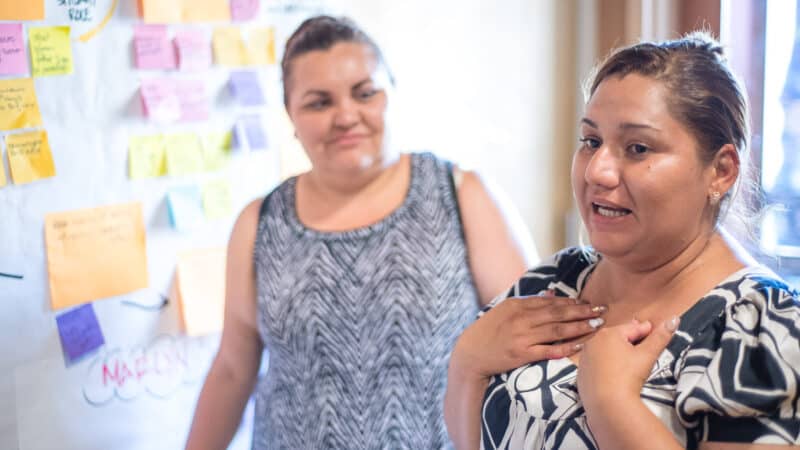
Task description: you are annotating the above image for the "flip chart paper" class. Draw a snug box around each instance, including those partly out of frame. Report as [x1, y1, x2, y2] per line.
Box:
[0, 1, 44, 20]
[0, 24, 28, 76]
[128, 135, 166, 179]
[55, 303, 105, 362]
[133, 25, 176, 70]
[202, 180, 232, 219]
[229, 71, 264, 106]
[164, 133, 203, 175]
[175, 247, 226, 336]
[166, 185, 204, 231]
[0, 78, 43, 130]
[230, 0, 259, 21]
[6, 130, 56, 184]
[29, 26, 74, 77]
[174, 29, 211, 71]
[212, 27, 247, 67]
[45, 202, 149, 310]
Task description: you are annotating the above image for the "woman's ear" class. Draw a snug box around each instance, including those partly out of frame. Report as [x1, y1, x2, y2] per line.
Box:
[709, 144, 740, 196]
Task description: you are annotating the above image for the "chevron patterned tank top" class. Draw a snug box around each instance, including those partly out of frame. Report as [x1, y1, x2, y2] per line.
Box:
[252, 152, 479, 449]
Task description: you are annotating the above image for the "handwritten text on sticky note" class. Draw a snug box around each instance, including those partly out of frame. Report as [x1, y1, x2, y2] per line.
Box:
[133, 25, 176, 70]
[0, 78, 43, 130]
[6, 130, 56, 184]
[56, 303, 105, 362]
[0, 24, 28, 76]
[29, 26, 74, 77]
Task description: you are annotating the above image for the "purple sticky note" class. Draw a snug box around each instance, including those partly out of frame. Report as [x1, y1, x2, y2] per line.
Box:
[238, 115, 268, 150]
[229, 71, 265, 106]
[176, 79, 209, 122]
[140, 78, 180, 122]
[230, 0, 260, 21]
[0, 24, 28, 75]
[56, 303, 105, 362]
[133, 25, 177, 70]
[174, 29, 211, 72]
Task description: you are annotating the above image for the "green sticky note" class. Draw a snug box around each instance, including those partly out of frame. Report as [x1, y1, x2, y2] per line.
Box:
[28, 26, 74, 77]
[201, 131, 232, 171]
[128, 135, 166, 179]
[202, 179, 232, 219]
[164, 133, 203, 176]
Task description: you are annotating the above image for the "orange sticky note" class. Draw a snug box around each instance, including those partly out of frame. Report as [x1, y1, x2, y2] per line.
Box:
[212, 27, 247, 66]
[45, 202, 149, 310]
[0, 78, 43, 131]
[139, 0, 181, 23]
[246, 27, 276, 65]
[0, 1, 44, 21]
[174, 247, 226, 336]
[7, 130, 56, 184]
[182, 0, 230, 22]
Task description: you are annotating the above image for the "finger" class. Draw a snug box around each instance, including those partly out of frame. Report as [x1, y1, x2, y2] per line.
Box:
[525, 302, 607, 327]
[541, 334, 595, 359]
[622, 319, 653, 344]
[527, 316, 604, 344]
[636, 316, 679, 357]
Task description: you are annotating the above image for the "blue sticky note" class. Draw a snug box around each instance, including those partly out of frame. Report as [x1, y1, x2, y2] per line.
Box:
[237, 115, 268, 150]
[229, 71, 265, 106]
[55, 303, 105, 363]
[166, 185, 205, 231]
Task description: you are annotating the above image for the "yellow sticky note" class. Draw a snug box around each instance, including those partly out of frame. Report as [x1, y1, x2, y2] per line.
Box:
[139, 0, 181, 23]
[201, 131, 232, 171]
[45, 202, 149, 310]
[7, 130, 56, 184]
[246, 27, 276, 66]
[0, 78, 43, 131]
[128, 135, 166, 179]
[213, 27, 247, 67]
[164, 133, 203, 176]
[182, 0, 231, 22]
[29, 26, 74, 77]
[174, 247, 226, 336]
[0, 1, 44, 20]
[0, 156, 7, 188]
[202, 179, 232, 219]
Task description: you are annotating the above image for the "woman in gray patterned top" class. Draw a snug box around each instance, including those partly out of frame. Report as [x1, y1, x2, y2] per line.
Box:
[446, 32, 800, 449]
[185, 16, 607, 450]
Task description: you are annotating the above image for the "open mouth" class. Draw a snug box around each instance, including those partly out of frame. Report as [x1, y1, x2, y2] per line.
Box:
[592, 202, 631, 218]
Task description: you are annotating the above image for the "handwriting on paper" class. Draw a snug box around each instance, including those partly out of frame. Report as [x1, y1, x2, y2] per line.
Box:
[6, 130, 56, 184]
[0, 78, 43, 130]
[29, 26, 74, 77]
[0, 24, 28, 75]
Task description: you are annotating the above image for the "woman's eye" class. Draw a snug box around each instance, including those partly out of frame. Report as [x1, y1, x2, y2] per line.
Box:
[305, 99, 329, 110]
[579, 137, 600, 149]
[356, 88, 377, 100]
[628, 143, 650, 155]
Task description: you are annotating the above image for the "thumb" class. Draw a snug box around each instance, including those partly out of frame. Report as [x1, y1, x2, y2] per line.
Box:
[636, 316, 679, 357]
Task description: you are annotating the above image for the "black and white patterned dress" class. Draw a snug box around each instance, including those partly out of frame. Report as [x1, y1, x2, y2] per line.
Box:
[252, 153, 479, 449]
[481, 247, 800, 450]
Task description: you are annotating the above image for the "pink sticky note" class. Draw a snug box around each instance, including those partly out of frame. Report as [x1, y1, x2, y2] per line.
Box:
[176, 79, 209, 122]
[0, 24, 28, 75]
[174, 30, 211, 72]
[230, 0, 259, 21]
[140, 78, 180, 122]
[133, 25, 176, 70]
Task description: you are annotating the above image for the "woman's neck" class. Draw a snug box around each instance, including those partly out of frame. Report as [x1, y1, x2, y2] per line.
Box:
[303, 151, 401, 199]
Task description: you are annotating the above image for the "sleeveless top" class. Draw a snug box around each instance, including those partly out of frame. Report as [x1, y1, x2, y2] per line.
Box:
[480, 247, 800, 450]
[252, 152, 480, 449]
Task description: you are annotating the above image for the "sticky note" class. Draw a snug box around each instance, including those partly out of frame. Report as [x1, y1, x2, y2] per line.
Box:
[245, 27, 276, 66]
[133, 25, 176, 70]
[0, 78, 43, 130]
[0, 156, 7, 187]
[140, 78, 180, 122]
[201, 131, 232, 171]
[237, 115, 268, 150]
[139, 0, 181, 24]
[0, 24, 28, 76]
[128, 135, 166, 179]
[29, 26, 74, 77]
[7, 130, 56, 184]
[166, 185, 204, 231]
[55, 303, 105, 362]
[231, 0, 259, 21]
[164, 133, 204, 175]
[176, 79, 209, 122]
[45, 202, 149, 310]
[183, 0, 231, 22]
[213, 27, 247, 67]
[229, 71, 265, 106]
[174, 29, 211, 71]
[174, 247, 226, 336]
[0, 1, 44, 20]
[202, 180, 232, 219]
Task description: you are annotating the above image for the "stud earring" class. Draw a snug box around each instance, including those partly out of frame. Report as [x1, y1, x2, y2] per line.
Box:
[710, 191, 721, 205]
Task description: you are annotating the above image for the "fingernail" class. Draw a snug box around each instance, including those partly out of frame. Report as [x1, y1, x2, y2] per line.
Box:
[665, 316, 680, 331]
[591, 305, 607, 314]
[588, 318, 604, 329]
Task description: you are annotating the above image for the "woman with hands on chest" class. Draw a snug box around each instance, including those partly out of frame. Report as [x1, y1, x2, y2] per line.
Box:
[445, 32, 800, 450]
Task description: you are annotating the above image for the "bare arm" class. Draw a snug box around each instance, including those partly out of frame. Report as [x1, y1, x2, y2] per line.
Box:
[185, 199, 265, 450]
[456, 169, 538, 305]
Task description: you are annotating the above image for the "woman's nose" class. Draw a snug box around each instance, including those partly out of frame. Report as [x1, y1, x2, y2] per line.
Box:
[584, 147, 620, 189]
[333, 99, 358, 128]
